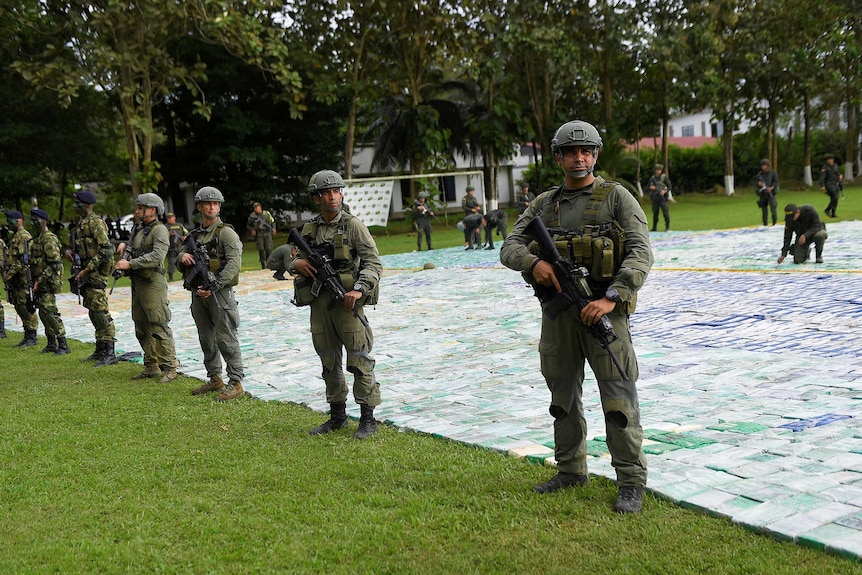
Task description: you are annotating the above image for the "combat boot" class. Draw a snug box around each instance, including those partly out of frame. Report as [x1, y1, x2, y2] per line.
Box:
[533, 472, 589, 494]
[41, 335, 58, 354]
[216, 380, 245, 402]
[158, 365, 177, 383]
[613, 485, 644, 514]
[94, 341, 119, 367]
[130, 365, 162, 380]
[191, 375, 226, 395]
[354, 405, 378, 440]
[83, 341, 105, 362]
[309, 402, 349, 435]
[17, 329, 38, 348]
[54, 337, 71, 356]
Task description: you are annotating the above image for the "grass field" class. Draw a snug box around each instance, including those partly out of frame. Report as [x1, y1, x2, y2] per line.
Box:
[2, 185, 862, 573]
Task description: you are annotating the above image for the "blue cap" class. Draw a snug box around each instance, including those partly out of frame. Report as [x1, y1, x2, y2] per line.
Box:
[73, 190, 97, 204]
[31, 208, 50, 221]
[4, 210, 24, 220]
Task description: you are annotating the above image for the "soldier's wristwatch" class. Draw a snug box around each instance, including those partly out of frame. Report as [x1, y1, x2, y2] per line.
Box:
[605, 288, 622, 303]
[353, 283, 366, 295]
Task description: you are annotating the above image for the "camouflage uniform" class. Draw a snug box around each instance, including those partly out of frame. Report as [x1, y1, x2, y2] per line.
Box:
[5, 226, 38, 343]
[31, 223, 69, 352]
[178, 218, 244, 384]
[74, 212, 116, 344]
[501, 175, 653, 490]
[0, 238, 6, 338]
[128, 218, 178, 378]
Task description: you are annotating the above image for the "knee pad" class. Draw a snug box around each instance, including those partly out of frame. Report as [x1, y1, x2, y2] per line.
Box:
[606, 410, 629, 429]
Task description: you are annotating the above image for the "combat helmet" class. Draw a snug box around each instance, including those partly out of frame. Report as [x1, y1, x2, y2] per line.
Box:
[550, 120, 603, 153]
[135, 192, 165, 217]
[195, 186, 225, 203]
[307, 170, 345, 196]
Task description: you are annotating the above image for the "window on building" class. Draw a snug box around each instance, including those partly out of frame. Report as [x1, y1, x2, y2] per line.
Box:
[681, 125, 694, 137]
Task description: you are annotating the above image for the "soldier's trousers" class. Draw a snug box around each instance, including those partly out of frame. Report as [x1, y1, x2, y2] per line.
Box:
[539, 306, 647, 487]
[792, 230, 828, 264]
[190, 288, 244, 382]
[256, 233, 273, 268]
[416, 221, 432, 250]
[82, 285, 115, 342]
[309, 294, 380, 408]
[131, 277, 177, 370]
[10, 287, 38, 331]
[36, 291, 65, 337]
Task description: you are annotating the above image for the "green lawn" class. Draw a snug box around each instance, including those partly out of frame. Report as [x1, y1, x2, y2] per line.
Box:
[2, 186, 861, 573]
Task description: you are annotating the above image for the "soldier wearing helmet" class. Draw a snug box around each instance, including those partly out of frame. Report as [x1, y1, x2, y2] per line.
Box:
[29, 208, 71, 355]
[179, 186, 245, 401]
[3, 210, 38, 348]
[114, 193, 178, 383]
[501, 120, 653, 514]
[755, 159, 779, 226]
[289, 169, 383, 439]
[819, 153, 843, 217]
[246, 201, 277, 269]
[65, 190, 119, 366]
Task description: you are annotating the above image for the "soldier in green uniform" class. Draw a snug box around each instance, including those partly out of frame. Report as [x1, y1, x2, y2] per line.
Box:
[777, 203, 827, 265]
[30, 208, 70, 355]
[165, 212, 188, 282]
[179, 186, 245, 401]
[114, 194, 179, 383]
[288, 169, 383, 440]
[0, 236, 7, 338]
[412, 193, 435, 251]
[267, 242, 297, 280]
[819, 154, 843, 217]
[755, 159, 779, 226]
[517, 183, 535, 215]
[461, 185, 482, 248]
[3, 210, 38, 347]
[501, 120, 654, 514]
[66, 190, 118, 366]
[647, 164, 672, 231]
[246, 201, 276, 269]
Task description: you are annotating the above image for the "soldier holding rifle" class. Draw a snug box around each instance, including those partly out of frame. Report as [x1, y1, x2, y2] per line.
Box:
[501, 120, 653, 514]
[3, 210, 38, 348]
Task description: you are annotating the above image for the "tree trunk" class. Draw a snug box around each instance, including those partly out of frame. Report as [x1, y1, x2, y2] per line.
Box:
[803, 93, 813, 187]
[344, 95, 358, 179]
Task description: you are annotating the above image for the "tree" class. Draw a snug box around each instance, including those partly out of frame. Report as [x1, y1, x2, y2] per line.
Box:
[10, 1, 303, 196]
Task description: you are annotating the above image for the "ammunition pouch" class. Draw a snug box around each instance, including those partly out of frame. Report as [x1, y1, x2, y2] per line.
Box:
[528, 223, 625, 283]
[292, 275, 315, 307]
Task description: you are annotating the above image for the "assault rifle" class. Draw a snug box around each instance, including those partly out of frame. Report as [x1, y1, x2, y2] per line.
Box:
[525, 215, 629, 381]
[182, 232, 219, 294]
[23, 239, 36, 313]
[109, 244, 133, 295]
[288, 228, 347, 303]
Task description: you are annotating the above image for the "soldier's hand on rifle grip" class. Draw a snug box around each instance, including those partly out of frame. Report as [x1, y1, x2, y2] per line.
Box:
[196, 288, 212, 299]
[532, 259, 561, 293]
[180, 253, 195, 266]
[581, 298, 616, 327]
[115, 257, 131, 272]
[294, 258, 317, 279]
[343, 289, 362, 311]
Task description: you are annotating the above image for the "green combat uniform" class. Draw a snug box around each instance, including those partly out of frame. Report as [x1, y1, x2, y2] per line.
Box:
[267, 243, 296, 280]
[820, 157, 842, 217]
[412, 196, 434, 251]
[290, 210, 383, 408]
[127, 210, 178, 381]
[178, 217, 245, 385]
[4, 212, 38, 347]
[70, 191, 117, 365]
[30, 209, 70, 354]
[501, 175, 654, 491]
[247, 205, 275, 269]
[755, 161, 779, 226]
[781, 203, 827, 264]
[0, 237, 7, 338]
[165, 215, 188, 282]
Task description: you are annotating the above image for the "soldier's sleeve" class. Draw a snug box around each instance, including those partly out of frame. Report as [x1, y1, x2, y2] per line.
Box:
[131, 225, 169, 270]
[41, 235, 64, 283]
[500, 196, 543, 272]
[350, 220, 382, 292]
[216, 227, 243, 289]
[818, 167, 827, 187]
[6, 237, 24, 278]
[609, 187, 653, 303]
[86, 218, 114, 272]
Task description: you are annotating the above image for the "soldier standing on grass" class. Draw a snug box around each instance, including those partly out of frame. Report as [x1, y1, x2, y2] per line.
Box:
[501, 120, 653, 514]
[165, 212, 188, 282]
[247, 201, 276, 269]
[3, 210, 38, 348]
[179, 186, 246, 401]
[288, 169, 383, 439]
[66, 191, 118, 367]
[30, 208, 70, 355]
[114, 194, 179, 383]
[0, 236, 7, 338]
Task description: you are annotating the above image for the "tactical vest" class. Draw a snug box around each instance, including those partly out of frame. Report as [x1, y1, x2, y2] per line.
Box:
[529, 180, 626, 283]
[30, 231, 63, 293]
[188, 222, 239, 288]
[130, 220, 165, 280]
[297, 214, 379, 306]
